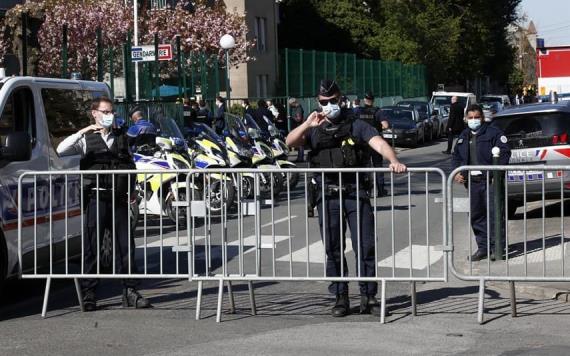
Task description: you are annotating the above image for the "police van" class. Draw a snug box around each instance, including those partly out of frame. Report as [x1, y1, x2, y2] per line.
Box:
[0, 73, 110, 292]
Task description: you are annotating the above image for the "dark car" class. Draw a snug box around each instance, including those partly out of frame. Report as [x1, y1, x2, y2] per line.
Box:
[396, 100, 440, 140]
[379, 106, 424, 147]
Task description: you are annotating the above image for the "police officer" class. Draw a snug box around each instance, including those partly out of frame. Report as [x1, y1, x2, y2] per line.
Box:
[196, 100, 212, 126]
[57, 96, 151, 311]
[354, 93, 389, 196]
[286, 80, 406, 317]
[127, 110, 158, 151]
[451, 104, 511, 261]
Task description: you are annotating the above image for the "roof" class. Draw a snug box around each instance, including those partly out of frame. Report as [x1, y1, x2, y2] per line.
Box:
[431, 91, 476, 97]
[494, 101, 570, 118]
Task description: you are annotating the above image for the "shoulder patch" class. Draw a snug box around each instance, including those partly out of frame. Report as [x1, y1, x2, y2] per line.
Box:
[500, 135, 508, 144]
[457, 138, 464, 144]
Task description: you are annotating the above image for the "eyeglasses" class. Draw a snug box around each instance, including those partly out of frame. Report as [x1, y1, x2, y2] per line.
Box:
[96, 109, 114, 115]
[318, 97, 339, 106]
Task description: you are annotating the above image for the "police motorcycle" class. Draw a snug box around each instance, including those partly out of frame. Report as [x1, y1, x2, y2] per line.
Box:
[184, 122, 236, 215]
[258, 115, 300, 190]
[133, 117, 191, 224]
[242, 114, 284, 198]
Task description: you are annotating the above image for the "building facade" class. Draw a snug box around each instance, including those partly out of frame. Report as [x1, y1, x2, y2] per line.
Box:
[537, 45, 570, 95]
[224, 0, 279, 99]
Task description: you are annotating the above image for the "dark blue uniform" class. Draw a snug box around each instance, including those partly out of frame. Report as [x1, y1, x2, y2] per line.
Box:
[451, 123, 511, 252]
[306, 110, 379, 297]
[354, 105, 385, 195]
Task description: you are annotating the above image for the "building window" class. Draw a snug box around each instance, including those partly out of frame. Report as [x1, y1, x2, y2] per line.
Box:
[254, 17, 267, 53]
[256, 75, 268, 98]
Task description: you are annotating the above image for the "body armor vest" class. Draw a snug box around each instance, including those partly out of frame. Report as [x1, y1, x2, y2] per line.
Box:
[357, 106, 379, 130]
[80, 130, 136, 197]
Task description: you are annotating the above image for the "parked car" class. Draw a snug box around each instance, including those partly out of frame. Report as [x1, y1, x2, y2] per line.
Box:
[396, 100, 441, 140]
[490, 101, 570, 217]
[430, 91, 477, 116]
[481, 101, 502, 121]
[379, 106, 424, 147]
[433, 105, 449, 137]
[480, 94, 511, 108]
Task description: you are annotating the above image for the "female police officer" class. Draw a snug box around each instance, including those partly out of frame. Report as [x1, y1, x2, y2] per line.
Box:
[286, 80, 406, 317]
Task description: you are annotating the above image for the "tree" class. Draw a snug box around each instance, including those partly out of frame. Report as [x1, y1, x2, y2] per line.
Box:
[0, 0, 253, 79]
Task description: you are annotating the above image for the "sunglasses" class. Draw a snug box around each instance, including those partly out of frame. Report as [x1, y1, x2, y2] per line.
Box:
[318, 97, 339, 106]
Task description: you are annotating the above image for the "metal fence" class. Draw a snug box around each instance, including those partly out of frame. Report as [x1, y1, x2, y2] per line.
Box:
[448, 165, 570, 323]
[17, 167, 446, 322]
[281, 49, 427, 99]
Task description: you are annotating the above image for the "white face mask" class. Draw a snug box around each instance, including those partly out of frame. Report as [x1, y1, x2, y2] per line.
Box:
[322, 103, 341, 120]
[100, 113, 114, 128]
[467, 119, 481, 131]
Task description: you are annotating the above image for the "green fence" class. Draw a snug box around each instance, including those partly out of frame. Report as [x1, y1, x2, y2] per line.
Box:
[280, 49, 427, 99]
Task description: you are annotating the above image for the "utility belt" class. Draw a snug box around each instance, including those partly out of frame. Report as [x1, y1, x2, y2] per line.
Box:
[320, 183, 362, 196]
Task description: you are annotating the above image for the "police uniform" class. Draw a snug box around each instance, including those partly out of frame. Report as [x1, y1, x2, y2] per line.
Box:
[306, 108, 379, 301]
[451, 123, 511, 256]
[354, 102, 386, 195]
[79, 129, 140, 294]
[57, 124, 150, 310]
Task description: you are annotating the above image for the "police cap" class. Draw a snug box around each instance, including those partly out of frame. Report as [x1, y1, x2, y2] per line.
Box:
[318, 79, 340, 97]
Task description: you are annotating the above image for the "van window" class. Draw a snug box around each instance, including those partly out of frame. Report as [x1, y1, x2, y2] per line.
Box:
[491, 112, 570, 149]
[42, 89, 101, 153]
[0, 87, 36, 148]
[433, 96, 467, 108]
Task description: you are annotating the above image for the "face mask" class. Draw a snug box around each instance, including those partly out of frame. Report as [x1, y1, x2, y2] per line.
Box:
[467, 119, 481, 131]
[100, 113, 114, 128]
[322, 103, 341, 121]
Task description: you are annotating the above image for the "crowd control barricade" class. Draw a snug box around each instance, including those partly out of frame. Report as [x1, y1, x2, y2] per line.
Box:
[18, 167, 446, 323]
[448, 165, 570, 324]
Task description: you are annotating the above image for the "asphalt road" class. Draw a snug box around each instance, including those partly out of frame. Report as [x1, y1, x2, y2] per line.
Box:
[3, 138, 570, 356]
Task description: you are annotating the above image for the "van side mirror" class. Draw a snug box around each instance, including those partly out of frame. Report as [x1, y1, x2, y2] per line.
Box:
[1, 132, 32, 162]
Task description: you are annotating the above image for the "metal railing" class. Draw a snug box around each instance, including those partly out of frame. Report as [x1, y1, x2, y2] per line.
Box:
[17, 167, 446, 322]
[448, 165, 570, 323]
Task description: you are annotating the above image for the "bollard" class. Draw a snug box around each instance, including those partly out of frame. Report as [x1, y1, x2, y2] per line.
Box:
[492, 147, 504, 260]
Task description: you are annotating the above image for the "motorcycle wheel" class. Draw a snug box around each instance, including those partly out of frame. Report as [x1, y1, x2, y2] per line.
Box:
[260, 172, 283, 199]
[207, 178, 236, 215]
[164, 188, 188, 225]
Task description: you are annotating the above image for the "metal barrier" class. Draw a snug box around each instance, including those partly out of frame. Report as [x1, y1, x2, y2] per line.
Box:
[18, 167, 446, 322]
[448, 165, 570, 324]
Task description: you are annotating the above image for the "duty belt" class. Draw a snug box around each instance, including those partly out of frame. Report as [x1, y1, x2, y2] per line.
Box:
[322, 184, 357, 195]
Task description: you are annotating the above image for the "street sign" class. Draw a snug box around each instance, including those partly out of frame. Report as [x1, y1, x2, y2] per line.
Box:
[131, 44, 173, 62]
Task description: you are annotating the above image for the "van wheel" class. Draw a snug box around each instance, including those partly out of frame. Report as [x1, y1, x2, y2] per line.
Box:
[0, 233, 7, 297]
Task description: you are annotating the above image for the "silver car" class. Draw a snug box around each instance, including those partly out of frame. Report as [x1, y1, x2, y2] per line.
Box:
[490, 101, 570, 217]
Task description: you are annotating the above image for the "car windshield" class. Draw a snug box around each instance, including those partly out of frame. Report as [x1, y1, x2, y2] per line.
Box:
[380, 109, 415, 122]
[481, 97, 502, 104]
[482, 102, 500, 110]
[398, 102, 428, 114]
[433, 96, 467, 107]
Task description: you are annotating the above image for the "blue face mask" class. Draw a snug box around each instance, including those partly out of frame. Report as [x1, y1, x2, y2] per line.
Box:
[467, 119, 481, 131]
[100, 114, 114, 128]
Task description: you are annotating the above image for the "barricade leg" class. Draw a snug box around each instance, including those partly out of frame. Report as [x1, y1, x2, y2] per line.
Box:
[195, 281, 203, 320]
[509, 281, 517, 317]
[410, 282, 417, 317]
[74, 278, 84, 312]
[216, 279, 224, 323]
[478, 279, 485, 324]
[41, 277, 51, 318]
[248, 281, 257, 315]
[380, 280, 386, 324]
[227, 281, 236, 314]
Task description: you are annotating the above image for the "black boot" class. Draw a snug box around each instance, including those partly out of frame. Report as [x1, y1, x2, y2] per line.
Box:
[82, 290, 97, 312]
[122, 288, 152, 309]
[331, 293, 350, 317]
[360, 295, 383, 316]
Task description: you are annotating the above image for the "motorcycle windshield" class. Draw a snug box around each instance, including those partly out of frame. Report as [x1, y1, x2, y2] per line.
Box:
[155, 117, 185, 141]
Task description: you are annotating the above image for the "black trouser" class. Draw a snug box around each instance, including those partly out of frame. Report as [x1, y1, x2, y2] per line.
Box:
[366, 151, 384, 193]
[446, 133, 458, 153]
[81, 192, 138, 294]
[469, 180, 505, 252]
[316, 188, 377, 296]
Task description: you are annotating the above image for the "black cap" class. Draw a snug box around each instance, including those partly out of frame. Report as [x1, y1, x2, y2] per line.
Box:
[364, 92, 374, 100]
[318, 79, 340, 97]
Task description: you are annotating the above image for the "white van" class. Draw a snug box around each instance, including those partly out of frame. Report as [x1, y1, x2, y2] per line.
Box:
[0, 75, 110, 290]
[430, 91, 477, 114]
